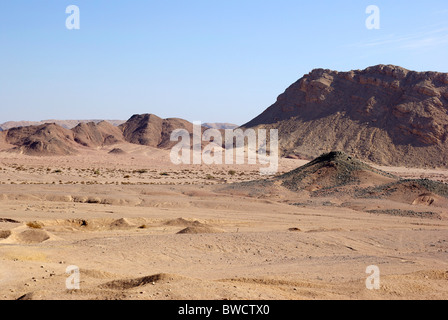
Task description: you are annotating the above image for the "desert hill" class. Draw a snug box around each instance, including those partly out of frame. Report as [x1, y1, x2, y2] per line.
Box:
[277, 151, 397, 192]
[119, 114, 199, 149]
[277, 152, 448, 201]
[0, 114, 204, 155]
[220, 151, 448, 212]
[221, 151, 398, 196]
[242, 64, 448, 168]
[72, 121, 125, 148]
[277, 152, 448, 207]
[0, 119, 125, 131]
[4, 123, 78, 156]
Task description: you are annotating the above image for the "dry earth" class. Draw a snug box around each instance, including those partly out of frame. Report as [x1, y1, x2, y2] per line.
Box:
[0, 146, 447, 300]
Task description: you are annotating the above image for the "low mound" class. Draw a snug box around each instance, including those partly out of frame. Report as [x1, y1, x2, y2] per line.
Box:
[28, 217, 150, 233]
[177, 225, 225, 234]
[277, 151, 398, 192]
[164, 218, 203, 227]
[221, 152, 448, 209]
[15, 229, 51, 244]
[110, 218, 133, 229]
[27, 219, 90, 232]
[100, 273, 185, 290]
[108, 148, 126, 155]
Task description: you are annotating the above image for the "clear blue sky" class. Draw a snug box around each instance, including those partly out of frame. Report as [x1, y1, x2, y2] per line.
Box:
[1, 0, 447, 124]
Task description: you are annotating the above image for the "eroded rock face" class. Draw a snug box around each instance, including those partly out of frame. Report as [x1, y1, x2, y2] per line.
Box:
[243, 65, 448, 167]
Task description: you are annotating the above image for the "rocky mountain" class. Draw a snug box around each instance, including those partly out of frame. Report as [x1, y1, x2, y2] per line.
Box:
[242, 64, 448, 168]
[221, 151, 448, 210]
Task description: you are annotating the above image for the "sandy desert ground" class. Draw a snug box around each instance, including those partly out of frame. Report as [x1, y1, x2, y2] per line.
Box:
[0, 144, 447, 300]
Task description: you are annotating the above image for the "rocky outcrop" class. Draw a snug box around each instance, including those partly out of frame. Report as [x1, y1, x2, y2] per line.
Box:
[243, 65, 448, 167]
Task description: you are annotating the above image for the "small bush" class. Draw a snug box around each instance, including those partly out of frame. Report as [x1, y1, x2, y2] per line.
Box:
[27, 221, 42, 229]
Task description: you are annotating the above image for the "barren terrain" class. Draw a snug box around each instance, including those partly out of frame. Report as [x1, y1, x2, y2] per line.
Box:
[0, 146, 447, 300]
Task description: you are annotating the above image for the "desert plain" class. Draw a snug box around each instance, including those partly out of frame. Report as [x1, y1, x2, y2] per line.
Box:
[0, 143, 447, 300]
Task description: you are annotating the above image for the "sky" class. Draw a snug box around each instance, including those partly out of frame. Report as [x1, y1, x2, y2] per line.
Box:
[0, 0, 447, 125]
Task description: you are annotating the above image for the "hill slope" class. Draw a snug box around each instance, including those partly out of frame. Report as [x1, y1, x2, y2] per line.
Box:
[72, 121, 125, 148]
[277, 151, 398, 192]
[5, 123, 78, 156]
[120, 114, 197, 149]
[0, 114, 202, 155]
[243, 64, 448, 167]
